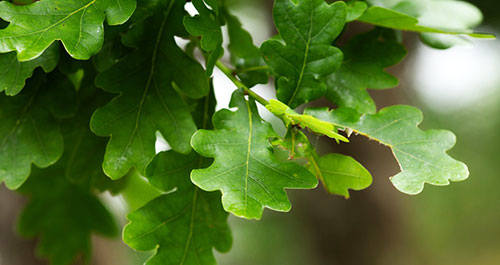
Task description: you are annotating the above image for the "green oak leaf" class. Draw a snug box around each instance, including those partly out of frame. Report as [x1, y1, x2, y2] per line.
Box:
[358, 0, 494, 49]
[316, 153, 372, 198]
[184, 0, 222, 52]
[346, 1, 368, 22]
[326, 29, 406, 114]
[305, 106, 469, 194]
[91, 8, 209, 180]
[261, 0, 346, 108]
[0, 43, 59, 96]
[0, 0, 136, 61]
[191, 90, 317, 219]
[184, 0, 223, 74]
[124, 151, 231, 265]
[62, 66, 125, 192]
[225, 10, 268, 87]
[0, 72, 77, 190]
[18, 166, 117, 265]
[273, 129, 372, 197]
[266, 99, 348, 142]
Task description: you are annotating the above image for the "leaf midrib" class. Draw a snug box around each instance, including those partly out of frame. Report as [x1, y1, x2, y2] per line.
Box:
[287, 5, 314, 106]
[118, 1, 174, 160]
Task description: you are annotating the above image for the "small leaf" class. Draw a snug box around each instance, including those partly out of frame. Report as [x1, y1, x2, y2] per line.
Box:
[305, 106, 469, 194]
[266, 99, 348, 142]
[91, 8, 208, 179]
[184, 0, 222, 52]
[0, 44, 59, 96]
[191, 90, 317, 219]
[316, 153, 372, 198]
[326, 29, 406, 114]
[273, 129, 371, 197]
[0, 0, 136, 61]
[184, 0, 223, 74]
[261, 0, 346, 108]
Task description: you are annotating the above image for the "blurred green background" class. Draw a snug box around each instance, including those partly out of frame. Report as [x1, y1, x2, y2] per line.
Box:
[1, 0, 500, 264]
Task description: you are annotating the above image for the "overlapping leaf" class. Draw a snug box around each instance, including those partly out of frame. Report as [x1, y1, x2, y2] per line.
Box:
[261, 0, 346, 108]
[91, 5, 209, 180]
[61, 67, 125, 192]
[0, 44, 59, 96]
[0, 0, 136, 61]
[17, 167, 117, 265]
[124, 151, 232, 265]
[191, 90, 317, 219]
[0, 72, 76, 190]
[326, 29, 406, 114]
[358, 0, 494, 48]
[306, 106, 469, 194]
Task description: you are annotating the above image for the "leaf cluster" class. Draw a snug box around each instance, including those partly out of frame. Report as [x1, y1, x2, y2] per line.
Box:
[0, 0, 490, 264]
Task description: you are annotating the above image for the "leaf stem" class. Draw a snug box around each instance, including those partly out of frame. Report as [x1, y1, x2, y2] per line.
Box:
[215, 61, 269, 106]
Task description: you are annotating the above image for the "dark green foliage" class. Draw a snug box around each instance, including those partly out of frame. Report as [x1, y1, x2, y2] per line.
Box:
[0, 0, 490, 264]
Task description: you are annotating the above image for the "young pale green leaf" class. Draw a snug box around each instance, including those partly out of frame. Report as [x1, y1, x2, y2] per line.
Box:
[261, 0, 346, 108]
[0, 44, 59, 96]
[0, 73, 77, 190]
[18, 167, 117, 265]
[91, 9, 209, 180]
[326, 29, 406, 114]
[305, 106, 469, 194]
[124, 151, 232, 265]
[225, 10, 268, 87]
[316, 153, 372, 198]
[266, 99, 348, 142]
[191, 90, 317, 219]
[0, 0, 136, 61]
[358, 0, 494, 49]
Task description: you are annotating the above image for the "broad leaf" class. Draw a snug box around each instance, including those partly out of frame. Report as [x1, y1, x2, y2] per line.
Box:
[191, 90, 317, 219]
[261, 0, 346, 108]
[0, 72, 76, 189]
[225, 10, 268, 87]
[0, 44, 59, 96]
[326, 29, 406, 114]
[124, 151, 232, 265]
[91, 7, 209, 180]
[358, 0, 494, 49]
[18, 167, 117, 265]
[305, 106, 469, 194]
[0, 0, 136, 61]
[316, 153, 372, 198]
